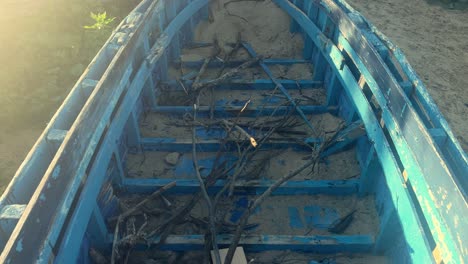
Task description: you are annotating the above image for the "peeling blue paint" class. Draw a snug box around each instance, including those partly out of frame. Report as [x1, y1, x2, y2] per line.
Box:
[51, 166, 61, 180]
[15, 239, 22, 253]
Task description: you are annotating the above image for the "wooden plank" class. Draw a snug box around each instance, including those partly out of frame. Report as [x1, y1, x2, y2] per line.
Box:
[139, 234, 374, 253]
[52, 1, 210, 263]
[321, 120, 365, 157]
[152, 105, 332, 117]
[162, 79, 322, 90]
[175, 58, 311, 68]
[372, 25, 467, 192]
[322, 1, 467, 260]
[123, 178, 359, 195]
[45, 129, 68, 151]
[140, 137, 321, 152]
[0, 0, 212, 262]
[272, 1, 433, 261]
[0, 16, 123, 219]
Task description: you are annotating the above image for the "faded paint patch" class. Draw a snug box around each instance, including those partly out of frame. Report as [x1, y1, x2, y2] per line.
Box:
[446, 202, 452, 212]
[51, 165, 61, 180]
[15, 238, 23, 252]
[402, 169, 408, 183]
[432, 245, 442, 264]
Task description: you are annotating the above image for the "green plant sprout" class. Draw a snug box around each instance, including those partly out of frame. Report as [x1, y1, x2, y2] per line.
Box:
[83, 12, 116, 30]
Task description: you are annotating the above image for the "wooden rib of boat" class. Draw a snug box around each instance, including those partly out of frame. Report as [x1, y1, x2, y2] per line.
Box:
[0, 0, 466, 263]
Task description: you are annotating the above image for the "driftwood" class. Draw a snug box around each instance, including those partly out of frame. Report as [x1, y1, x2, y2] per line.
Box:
[217, 32, 243, 78]
[192, 104, 222, 264]
[223, 124, 347, 264]
[193, 38, 220, 88]
[192, 57, 260, 91]
[222, 112, 294, 198]
[328, 210, 356, 234]
[222, 119, 257, 147]
[110, 182, 176, 264]
[223, 156, 320, 264]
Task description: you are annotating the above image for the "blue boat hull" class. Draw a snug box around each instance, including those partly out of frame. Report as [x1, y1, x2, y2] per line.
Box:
[0, 0, 466, 263]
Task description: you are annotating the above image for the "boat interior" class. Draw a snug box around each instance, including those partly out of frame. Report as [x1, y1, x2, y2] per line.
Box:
[0, 0, 465, 263]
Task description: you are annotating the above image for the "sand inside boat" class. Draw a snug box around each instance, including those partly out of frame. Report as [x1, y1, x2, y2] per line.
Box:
[101, 1, 386, 263]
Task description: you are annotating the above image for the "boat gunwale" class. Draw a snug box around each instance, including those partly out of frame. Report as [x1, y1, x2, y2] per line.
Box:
[0, 0, 161, 262]
[275, 0, 436, 262]
[289, 0, 467, 262]
[336, 0, 468, 176]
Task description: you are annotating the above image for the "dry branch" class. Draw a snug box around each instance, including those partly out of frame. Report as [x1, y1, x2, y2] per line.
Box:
[192, 104, 222, 264]
[223, 123, 347, 264]
[222, 119, 257, 147]
[192, 57, 260, 91]
[110, 182, 176, 264]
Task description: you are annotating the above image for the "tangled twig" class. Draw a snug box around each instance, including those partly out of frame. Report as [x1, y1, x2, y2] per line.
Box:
[223, 123, 347, 264]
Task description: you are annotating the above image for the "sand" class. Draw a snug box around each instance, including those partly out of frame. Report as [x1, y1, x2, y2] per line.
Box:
[346, 0, 468, 152]
[194, 0, 304, 58]
[116, 1, 381, 262]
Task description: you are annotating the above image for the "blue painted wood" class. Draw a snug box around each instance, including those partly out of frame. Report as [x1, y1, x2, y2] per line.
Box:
[143, 77, 157, 109]
[125, 111, 142, 153]
[1, 59, 133, 262]
[175, 58, 311, 68]
[147, 0, 209, 65]
[429, 128, 447, 146]
[273, 1, 433, 261]
[309, 5, 328, 83]
[0, 0, 149, 256]
[162, 79, 323, 90]
[123, 178, 359, 195]
[356, 138, 380, 196]
[166, 0, 181, 60]
[412, 89, 468, 191]
[142, 37, 158, 110]
[321, 0, 466, 259]
[53, 1, 209, 262]
[302, 1, 466, 259]
[80, 79, 99, 98]
[192, 124, 302, 140]
[0, 0, 179, 262]
[321, 120, 365, 157]
[375, 208, 399, 253]
[373, 23, 468, 192]
[0, 22, 125, 227]
[1, 0, 463, 262]
[113, 150, 126, 186]
[138, 234, 374, 253]
[153, 105, 332, 117]
[45, 129, 68, 151]
[0, 205, 26, 237]
[302, 0, 315, 59]
[325, 71, 340, 107]
[398, 80, 413, 96]
[140, 137, 321, 152]
[290, 0, 301, 33]
[86, 205, 109, 250]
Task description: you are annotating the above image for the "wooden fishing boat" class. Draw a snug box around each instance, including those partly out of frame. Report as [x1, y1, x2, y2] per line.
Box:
[0, 0, 466, 263]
